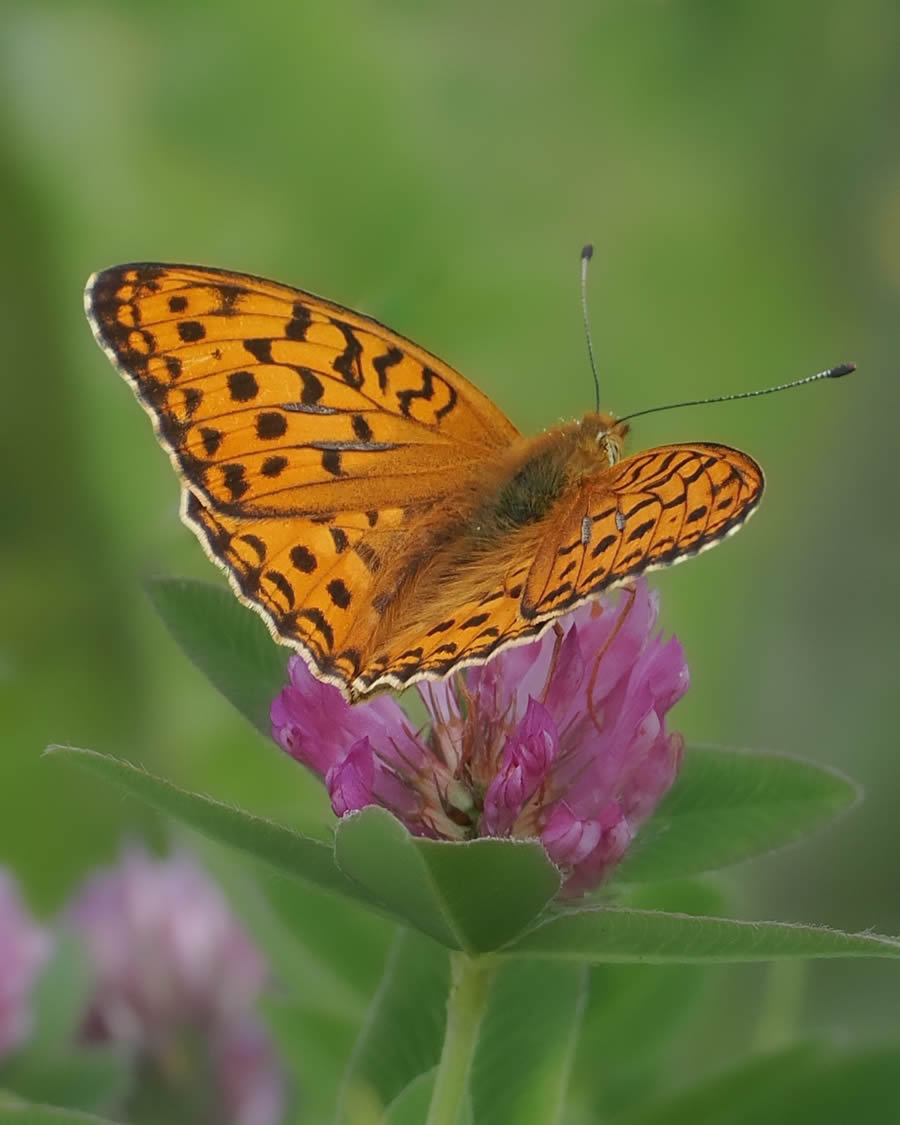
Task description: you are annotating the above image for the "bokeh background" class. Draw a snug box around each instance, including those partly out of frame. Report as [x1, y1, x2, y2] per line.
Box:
[2, 0, 898, 1107]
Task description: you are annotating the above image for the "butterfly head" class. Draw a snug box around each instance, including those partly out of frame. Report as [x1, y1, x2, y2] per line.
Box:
[582, 411, 629, 468]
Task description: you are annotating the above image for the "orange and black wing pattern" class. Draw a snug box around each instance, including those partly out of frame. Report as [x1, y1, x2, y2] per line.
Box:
[86, 262, 765, 700]
[85, 263, 519, 694]
[523, 443, 764, 618]
[350, 443, 762, 694]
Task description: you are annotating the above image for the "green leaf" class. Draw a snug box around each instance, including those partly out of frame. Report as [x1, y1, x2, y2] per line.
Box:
[334, 807, 561, 951]
[503, 905, 900, 962]
[571, 881, 728, 1117]
[1, 938, 131, 1114]
[781, 1045, 900, 1125]
[263, 997, 358, 1125]
[45, 746, 364, 903]
[25, 937, 90, 1054]
[617, 747, 859, 883]
[145, 576, 288, 735]
[618, 1042, 823, 1125]
[0, 1050, 131, 1117]
[254, 865, 392, 1001]
[382, 1072, 440, 1124]
[0, 1094, 121, 1124]
[336, 929, 450, 1123]
[620, 1042, 900, 1125]
[469, 961, 586, 1125]
[190, 839, 376, 1024]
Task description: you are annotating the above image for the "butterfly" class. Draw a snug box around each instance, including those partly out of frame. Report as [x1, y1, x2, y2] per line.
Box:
[85, 263, 763, 701]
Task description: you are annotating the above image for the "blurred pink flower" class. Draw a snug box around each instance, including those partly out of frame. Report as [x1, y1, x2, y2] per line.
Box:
[0, 868, 50, 1061]
[67, 847, 284, 1124]
[216, 1019, 288, 1125]
[273, 580, 688, 895]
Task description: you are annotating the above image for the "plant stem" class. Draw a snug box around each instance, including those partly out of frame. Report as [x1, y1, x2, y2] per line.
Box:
[425, 952, 496, 1125]
[754, 959, 807, 1051]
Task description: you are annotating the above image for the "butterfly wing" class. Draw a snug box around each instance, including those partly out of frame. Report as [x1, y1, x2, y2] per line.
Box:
[522, 442, 764, 617]
[86, 264, 764, 700]
[182, 489, 413, 688]
[349, 443, 762, 695]
[86, 263, 520, 694]
[86, 264, 519, 518]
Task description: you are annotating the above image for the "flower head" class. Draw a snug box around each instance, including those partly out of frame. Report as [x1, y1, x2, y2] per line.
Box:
[66, 846, 284, 1124]
[0, 868, 50, 1061]
[216, 1019, 288, 1125]
[272, 581, 688, 895]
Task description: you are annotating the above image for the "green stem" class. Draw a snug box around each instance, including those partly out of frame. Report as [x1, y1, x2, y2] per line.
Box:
[754, 959, 807, 1051]
[426, 952, 496, 1125]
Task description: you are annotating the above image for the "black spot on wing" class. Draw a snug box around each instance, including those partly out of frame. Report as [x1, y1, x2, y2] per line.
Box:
[238, 533, 266, 561]
[591, 534, 617, 558]
[290, 545, 317, 573]
[396, 366, 457, 421]
[321, 449, 343, 476]
[296, 608, 334, 651]
[177, 320, 205, 343]
[285, 301, 312, 340]
[217, 285, 241, 314]
[297, 367, 325, 404]
[256, 412, 288, 440]
[265, 569, 295, 609]
[182, 387, 203, 415]
[228, 370, 259, 402]
[244, 338, 273, 364]
[623, 496, 657, 518]
[200, 427, 223, 456]
[352, 414, 373, 442]
[331, 321, 364, 388]
[373, 347, 403, 392]
[627, 518, 656, 542]
[222, 463, 249, 500]
[327, 579, 352, 609]
[261, 455, 288, 478]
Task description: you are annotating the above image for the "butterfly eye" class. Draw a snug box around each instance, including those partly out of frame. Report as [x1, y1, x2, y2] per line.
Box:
[598, 432, 622, 466]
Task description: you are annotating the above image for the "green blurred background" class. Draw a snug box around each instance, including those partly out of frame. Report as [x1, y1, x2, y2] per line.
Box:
[2, 0, 898, 1092]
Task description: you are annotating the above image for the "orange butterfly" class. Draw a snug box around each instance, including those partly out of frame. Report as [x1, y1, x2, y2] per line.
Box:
[86, 263, 763, 700]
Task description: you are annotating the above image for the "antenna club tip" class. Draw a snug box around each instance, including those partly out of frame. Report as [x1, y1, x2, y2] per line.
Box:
[581, 243, 594, 261]
[828, 361, 856, 378]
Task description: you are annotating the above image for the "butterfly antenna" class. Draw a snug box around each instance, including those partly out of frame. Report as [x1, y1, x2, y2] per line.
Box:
[616, 362, 856, 427]
[581, 244, 601, 412]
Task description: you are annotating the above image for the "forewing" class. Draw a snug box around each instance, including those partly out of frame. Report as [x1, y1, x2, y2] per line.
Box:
[522, 443, 764, 617]
[85, 263, 519, 518]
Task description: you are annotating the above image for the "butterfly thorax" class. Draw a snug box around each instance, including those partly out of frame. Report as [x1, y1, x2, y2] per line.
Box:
[458, 414, 614, 540]
[357, 414, 628, 646]
[498, 409, 627, 504]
